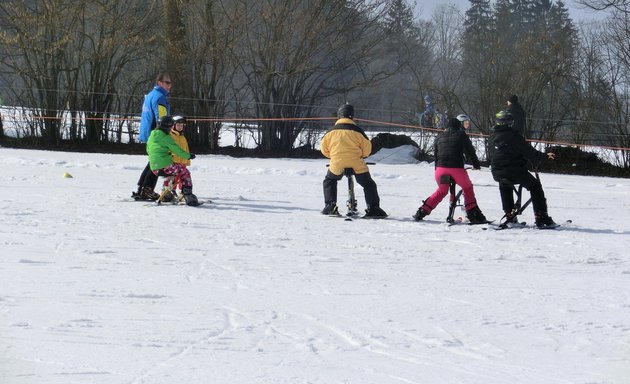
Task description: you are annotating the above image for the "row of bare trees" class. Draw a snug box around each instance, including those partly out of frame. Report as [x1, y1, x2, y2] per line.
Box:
[0, 0, 628, 166]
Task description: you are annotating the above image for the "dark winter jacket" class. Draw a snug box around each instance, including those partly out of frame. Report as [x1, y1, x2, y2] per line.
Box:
[433, 119, 480, 169]
[507, 101, 526, 137]
[489, 124, 547, 181]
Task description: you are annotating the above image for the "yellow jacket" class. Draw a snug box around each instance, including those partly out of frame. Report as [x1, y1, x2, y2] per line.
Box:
[320, 118, 372, 175]
[170, 130, 191, 166]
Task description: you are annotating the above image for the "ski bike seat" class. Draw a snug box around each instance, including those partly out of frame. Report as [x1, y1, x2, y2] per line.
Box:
[443, 175, 464, 223]
[497, 177, 531, 224]
[343, 168, 359, 217]
[155, 170, 184, 205]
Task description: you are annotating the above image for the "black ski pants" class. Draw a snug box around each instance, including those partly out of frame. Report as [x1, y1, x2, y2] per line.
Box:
[498, 170, 547, 214]
[137, 161, 158, 193]
[323, 170, 380, 208]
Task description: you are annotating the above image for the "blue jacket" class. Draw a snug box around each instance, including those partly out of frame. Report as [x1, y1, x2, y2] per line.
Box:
[139, 86, 170, 143]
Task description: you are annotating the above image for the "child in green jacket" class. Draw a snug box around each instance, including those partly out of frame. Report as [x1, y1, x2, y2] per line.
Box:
[146, 116, 199, 206]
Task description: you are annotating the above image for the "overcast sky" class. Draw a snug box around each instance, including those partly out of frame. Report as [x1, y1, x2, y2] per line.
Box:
[413, 0, 607, 22]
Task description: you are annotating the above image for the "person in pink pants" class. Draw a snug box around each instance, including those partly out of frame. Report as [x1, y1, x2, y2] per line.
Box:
[413, 116, 488, 224]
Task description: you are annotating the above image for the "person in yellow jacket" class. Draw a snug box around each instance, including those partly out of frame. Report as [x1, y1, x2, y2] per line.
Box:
[170, 115, 191, 167]
[162, 115, 192, 202]
[320, 103, 387, 218]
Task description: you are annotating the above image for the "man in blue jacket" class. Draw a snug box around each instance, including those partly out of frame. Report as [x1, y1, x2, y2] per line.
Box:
[132, 72, 172, 200]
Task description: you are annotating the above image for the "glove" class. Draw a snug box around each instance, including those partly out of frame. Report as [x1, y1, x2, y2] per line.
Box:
[189, 153, 196, 160]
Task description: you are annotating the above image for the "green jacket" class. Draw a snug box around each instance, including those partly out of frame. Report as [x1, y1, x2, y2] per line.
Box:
[146, 129, 191, 170]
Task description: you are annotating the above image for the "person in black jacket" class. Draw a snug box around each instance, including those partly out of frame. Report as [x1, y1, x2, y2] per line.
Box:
[506, 94, 526, 137]
[413, 117, 487, 224]
[489, 110, 557, 228]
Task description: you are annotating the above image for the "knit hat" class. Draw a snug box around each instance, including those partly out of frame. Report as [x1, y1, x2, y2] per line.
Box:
[507, 94, 519, 103]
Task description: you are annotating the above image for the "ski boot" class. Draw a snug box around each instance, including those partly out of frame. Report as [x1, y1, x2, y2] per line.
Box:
[364, 205, 388, 219]
[321, 202, 339, 216]
[182, 187, 200, 206]
[134, 187, 159, 201]
[535, 212, 557, 229]
[466, 206, 488, 224]
[413, 207, 428, 221]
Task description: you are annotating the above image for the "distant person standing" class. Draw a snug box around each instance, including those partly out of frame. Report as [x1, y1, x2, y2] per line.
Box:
[417, 95, 435, 127]
[0, 96, 4, 139]
[132, 72, 173, 200]
[506, 94, 526, 137]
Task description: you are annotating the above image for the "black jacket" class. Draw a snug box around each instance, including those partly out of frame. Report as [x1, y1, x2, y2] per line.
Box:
[489, 124, 546, 180]
[434, 125, 480, 169]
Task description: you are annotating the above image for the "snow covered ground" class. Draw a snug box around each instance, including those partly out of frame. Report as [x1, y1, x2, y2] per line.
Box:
[1, 146, 629, 384]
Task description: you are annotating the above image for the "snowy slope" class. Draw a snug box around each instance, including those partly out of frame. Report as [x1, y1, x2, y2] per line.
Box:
[1, 147, 629, 384]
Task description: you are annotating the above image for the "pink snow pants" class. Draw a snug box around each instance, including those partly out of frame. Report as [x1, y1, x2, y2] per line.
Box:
[422, 167, 478, 214]
[153, 163, 192, 189]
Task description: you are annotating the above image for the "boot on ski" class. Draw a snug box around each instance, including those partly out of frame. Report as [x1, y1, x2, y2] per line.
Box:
[413, 207, 428, 221]
[535, 212, 557, 229]
[182, 187, 200, 206]
[466, 206, 488, 224]
[321, 202, 339, 216]
[364, 205, 388, 219]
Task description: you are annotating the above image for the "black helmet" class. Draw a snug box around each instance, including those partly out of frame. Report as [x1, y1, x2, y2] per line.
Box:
[337, 103, 354, 119]
[158, 115, 175, 132]
[495, 110, 513, 126]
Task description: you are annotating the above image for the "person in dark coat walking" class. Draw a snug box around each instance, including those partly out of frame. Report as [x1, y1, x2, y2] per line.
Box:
[506, 94, 526, 137]
[413, 117, 487, 224]
[489, 110, 557, 228]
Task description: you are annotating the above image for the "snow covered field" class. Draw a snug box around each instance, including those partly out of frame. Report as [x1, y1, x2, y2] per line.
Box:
[1, 146, 629, 384]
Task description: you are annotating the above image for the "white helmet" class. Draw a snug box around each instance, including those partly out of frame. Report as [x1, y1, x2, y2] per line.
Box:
[172, 115, 187, 124]
[456, 114, 470, 123]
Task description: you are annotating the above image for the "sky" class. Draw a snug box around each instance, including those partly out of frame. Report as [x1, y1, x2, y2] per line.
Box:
[414, 0, 608, 22]
[1, 146, 629, 384]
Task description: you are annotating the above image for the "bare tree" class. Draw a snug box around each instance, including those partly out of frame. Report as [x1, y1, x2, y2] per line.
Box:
[428, 4, 465, 117]
[600, 11, 630, 165]
[0, 0, 159, 145]
[574, 0, 630, 12]
[230, 0, 392, 151]
[76, 1, 159, 144]
[0, 0, 83, 145]
[176, 0, 242, 150]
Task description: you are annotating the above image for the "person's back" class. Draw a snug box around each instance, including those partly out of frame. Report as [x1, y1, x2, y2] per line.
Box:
[434, 124, 480, 169]
[147, 129, 190, 171]
[320, 103, 386, 218]
[489, 110, 557, 228]
[490, 121, 544, 179]
[413, 118, 486, 224]
[320, 117, 371, 176]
